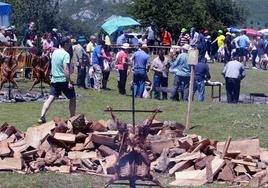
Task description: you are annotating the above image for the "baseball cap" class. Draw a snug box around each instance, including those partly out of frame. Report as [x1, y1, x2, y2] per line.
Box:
[181, 28, 187, 33]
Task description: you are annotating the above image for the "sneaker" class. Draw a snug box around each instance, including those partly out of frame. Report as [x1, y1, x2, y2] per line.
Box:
[252, 66, 258, 70]
[38, 116, 46, 124]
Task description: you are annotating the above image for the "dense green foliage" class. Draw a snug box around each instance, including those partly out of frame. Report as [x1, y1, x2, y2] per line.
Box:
[3, 0, 59, 38]
[127, 0, 246, 37]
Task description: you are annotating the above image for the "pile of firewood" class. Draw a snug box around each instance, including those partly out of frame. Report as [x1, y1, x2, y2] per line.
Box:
[0, 114, 268, 187]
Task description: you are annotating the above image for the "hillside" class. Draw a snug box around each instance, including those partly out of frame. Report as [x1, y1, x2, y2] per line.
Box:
[236, 0, 268, 29]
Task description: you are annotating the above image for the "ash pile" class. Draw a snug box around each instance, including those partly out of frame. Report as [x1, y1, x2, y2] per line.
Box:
[0, 114, 268, 187]
[0, 89, 73, 103]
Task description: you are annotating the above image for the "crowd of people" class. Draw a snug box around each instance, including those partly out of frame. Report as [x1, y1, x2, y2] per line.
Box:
[0, 21, 267, 123]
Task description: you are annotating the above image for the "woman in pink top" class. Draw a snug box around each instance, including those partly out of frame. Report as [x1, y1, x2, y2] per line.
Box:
[42, 32, 54, 57]
[116, 43, 129, 95]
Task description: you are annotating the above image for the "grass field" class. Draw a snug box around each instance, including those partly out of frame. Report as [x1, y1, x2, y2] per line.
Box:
[0, 62, 268, 187]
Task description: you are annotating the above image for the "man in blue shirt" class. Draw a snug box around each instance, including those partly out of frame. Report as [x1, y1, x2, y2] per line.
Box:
[169, 44, 191, 101]
[132, 45, 150, 97]
[236, 30, 250, 67]
[193, 58, 211, 102]
[116, 31, 126, 45]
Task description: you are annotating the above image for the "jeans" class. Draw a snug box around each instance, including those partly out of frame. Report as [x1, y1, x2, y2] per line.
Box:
[170, 75, 190, 101]
[153, 75, 168, 100]
[225, 77, 240, 103]
[77, 65, 86, 88]
[102, 71, 110, 89]
[252, 49, 258, 67]
[118, 70, 127, 94]
[133, 70, 146, 97]
[193, 80, 205, 102]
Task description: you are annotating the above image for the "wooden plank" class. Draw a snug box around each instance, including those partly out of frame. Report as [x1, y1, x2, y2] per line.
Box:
[218, 162, 235, 182]
[59, 165, 71, 173]
[206, 156, 225, 182]
[71, 143, 84, 151]
[221, 136, 232, 158]
[68, 151, 97, 159]
[91, 120, 108, 131]
[168, 160, 193, 175]
[93, 131, 118, 136]
[260, 150, 268, 161]
[231, 159, 257, 167]
[170, 152, 203, 163]
[54, 133, 76, 143]
[217, 139, 260, 157]
[98, 145, 118, 157]
[0, 158, 22, 170]
[175, 170, 205, 180]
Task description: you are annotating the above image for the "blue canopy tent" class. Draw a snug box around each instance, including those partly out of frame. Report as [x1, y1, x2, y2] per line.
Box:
[101, 17, 141, 35]
[0, 2, 11, 27]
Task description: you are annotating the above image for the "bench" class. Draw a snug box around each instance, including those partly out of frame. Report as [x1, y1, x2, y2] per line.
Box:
[249, 93, 268, 104]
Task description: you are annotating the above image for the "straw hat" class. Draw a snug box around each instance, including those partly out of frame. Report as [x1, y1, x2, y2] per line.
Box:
[122, 43, 130, 49]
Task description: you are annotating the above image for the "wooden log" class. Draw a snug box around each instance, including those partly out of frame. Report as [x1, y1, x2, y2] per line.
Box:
[0, 140, 11, 156]
[91, 134, 115, 148]
[0, 158, 22, 170]
[221, 136, 232, 159]
[71, 143, 85, 151]
[54, 133, 76, 144]
[91, 120, 108, 131]
[150, 139, 177, 154]
[217, 139, 260, 157]
[98, 145, 118, 157]
[170, 152, 203, 163]
[168, 160, 193, 175]
[59, 165, 71, 173]
[68, 151, 97, 159]
[218, 162, 235, 182]
[231, 159, 257, 167]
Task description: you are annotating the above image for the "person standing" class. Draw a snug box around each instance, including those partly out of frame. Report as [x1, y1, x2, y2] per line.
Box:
[74, 41, 88, 89]
[193, 59, 211, 102]
[224, 32, 233, 64]
[222, 57, 246, 103]
[38, 37, 76, 124]
[177, 28, 190, 46]
[169, 44, 191, 101]
[132, 45, 150, 97]
[235, 30, 250, 67]
[86, 35, 97, 88]
[146, 23, 157, 46]
[91, 41, 107, 91]
[116, 43, 130, 95]
[102, 45, 112, 89]
[150, 50, 169, 100]
[211, 30, 225, 62]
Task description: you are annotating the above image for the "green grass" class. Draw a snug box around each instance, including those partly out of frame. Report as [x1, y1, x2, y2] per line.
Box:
[0, 63, 268, 187]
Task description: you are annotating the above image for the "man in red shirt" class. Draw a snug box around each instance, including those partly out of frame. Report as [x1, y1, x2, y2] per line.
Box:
[116, 43, 130, 95]
[162, 27, 172, 46]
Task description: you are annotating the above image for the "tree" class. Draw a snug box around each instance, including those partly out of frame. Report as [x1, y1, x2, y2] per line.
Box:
[127, 0, 247, 38]
[3, 0, 60, 38]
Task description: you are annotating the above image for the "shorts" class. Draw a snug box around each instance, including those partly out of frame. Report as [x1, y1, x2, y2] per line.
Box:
[239, 48, 247, 57]
[50, 82, 76, 99]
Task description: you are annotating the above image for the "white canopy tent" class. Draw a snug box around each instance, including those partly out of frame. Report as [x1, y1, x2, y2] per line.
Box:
[0, 2, 11, 27]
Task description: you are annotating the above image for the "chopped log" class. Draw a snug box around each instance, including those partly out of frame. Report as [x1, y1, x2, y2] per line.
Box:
[98, 145, 118, 157]
[175, 170, 205, 180]
[104, 154, 117, 174]
[91, 120, 108, 131]
[150, 139, 177, 154]
[68, 114, 86, 133]
[68, 151, 97, 159]
[75, 132, 88, 142]
[91, 134, 115, 148]
[151, 148, 169, 172]
[231, 159, 257, 167]
[0, 140, 11, 156]
[170, 152, 203, 163]
[178, 137, 193, 150]
[0, 132, 9, 142]
[234, 164, 248, 174]
[260, 150, 268, 161]
[194, 155, 214, 170]
[190, 139, 210, 153]
[54, 133, 76, 143]
[168, 160, 193, 175]
[218, 162, 235, 182]
[169, 148, 186, 158]
[217, 139, 260, 157]
[93, 131, 118, 136]
[9, 139, 28, 153]
[59, 165, 71, 173]
[248, 171, 268, 187]
[71, 143, 85, 151]
[0, 158, 22, 170]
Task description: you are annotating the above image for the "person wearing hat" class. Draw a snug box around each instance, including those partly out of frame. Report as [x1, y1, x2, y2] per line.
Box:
[177, 28, 190, 46]
[0, 27, 9, 46]
[132, 44, 150, 97]
[116, 43, 130, 95]
[211, 30, 225, 62]
[169, 44, 191, 101]
[224, 32, 233, 64]
[38, 37, 76, 124]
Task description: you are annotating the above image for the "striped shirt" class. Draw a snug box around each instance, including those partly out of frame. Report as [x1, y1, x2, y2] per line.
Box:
[178, 33, 190, 46]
